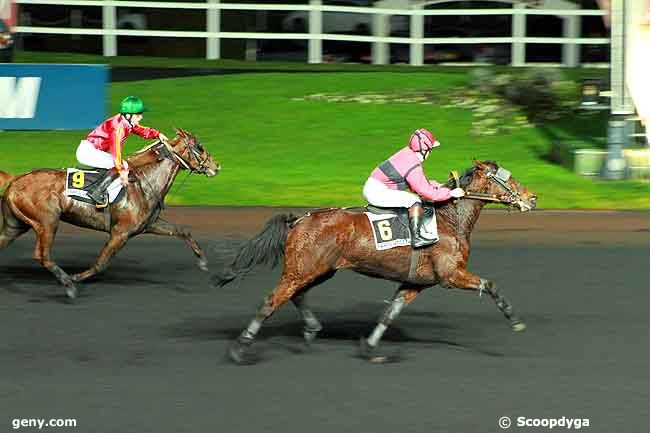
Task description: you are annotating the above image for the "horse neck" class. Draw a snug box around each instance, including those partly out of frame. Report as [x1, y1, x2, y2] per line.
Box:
[437, 196, 485, 240]
[135, 155, 181, 201]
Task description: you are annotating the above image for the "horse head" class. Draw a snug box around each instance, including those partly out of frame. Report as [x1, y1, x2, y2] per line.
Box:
[167, 128, 221, 177]
[459, 160, 537, 212]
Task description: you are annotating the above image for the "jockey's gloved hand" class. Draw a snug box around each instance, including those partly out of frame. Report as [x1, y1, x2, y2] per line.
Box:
[159, 133, 169, 143]
[450, 188, 465, 198]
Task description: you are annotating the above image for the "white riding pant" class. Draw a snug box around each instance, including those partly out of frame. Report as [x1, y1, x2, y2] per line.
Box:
[75, 140, 128, 170]
[363, 177, 421, 208]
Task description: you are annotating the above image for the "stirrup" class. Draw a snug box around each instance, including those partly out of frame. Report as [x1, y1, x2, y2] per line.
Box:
[90, 192, 109, 208]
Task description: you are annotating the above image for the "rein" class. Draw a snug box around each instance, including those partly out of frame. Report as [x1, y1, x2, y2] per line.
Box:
[154, 138, 210, 175]
[450, 168, 519, 205]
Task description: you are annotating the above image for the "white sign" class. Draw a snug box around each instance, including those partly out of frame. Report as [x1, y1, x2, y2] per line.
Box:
[0, 77, 42, 119]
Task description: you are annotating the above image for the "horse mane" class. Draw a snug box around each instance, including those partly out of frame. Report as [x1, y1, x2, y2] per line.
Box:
[435, 161, 499, 229]
[441, 160, 499, 190]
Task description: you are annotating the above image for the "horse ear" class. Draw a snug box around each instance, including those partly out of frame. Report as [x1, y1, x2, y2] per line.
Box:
[473, 159, 486, 169]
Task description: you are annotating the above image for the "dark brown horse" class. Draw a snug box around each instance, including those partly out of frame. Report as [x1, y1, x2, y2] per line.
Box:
[213, 160, 537, 364]
[0, 129, 220, 300]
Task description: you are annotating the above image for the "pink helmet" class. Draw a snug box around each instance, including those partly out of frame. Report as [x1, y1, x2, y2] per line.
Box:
[409, 129, 439, 153]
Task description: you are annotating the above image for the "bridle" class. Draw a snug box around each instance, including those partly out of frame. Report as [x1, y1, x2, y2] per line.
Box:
[158, 135, 211, 174]
[452, 166, 522, 206]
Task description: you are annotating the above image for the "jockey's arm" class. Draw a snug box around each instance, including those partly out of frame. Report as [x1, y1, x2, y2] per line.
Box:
[113, 125, 127, 173]
[132, 124, 161, 140]
[405, 165, 453, 202]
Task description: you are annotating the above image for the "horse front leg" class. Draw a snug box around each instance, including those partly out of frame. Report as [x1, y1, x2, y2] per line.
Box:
[443, 268, 526, 332]
[360, 284, 422, 363]
[144, 219, 208, 271]
[71, 232, 129, 283]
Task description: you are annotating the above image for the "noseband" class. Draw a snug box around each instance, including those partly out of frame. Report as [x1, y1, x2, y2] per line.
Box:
[157, 137, 210, 174]
[453, 167, 521, 205]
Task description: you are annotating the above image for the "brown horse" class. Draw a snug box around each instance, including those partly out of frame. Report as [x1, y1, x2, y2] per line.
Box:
[213, 160, 537, 364]
[0, 129, 220, 300]
[0, 171, 12, 192]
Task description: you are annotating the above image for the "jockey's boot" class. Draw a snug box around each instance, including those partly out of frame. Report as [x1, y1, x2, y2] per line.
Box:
[408, 203, 436, 248]
[86, 168, 118, 208]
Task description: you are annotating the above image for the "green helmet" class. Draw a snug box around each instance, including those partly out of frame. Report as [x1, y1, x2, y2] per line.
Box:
[120, 96, 146, 114]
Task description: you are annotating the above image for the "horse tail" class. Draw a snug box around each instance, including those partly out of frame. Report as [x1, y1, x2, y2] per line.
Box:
[0, 170, 13, 192]
[211, 213, 298, 288]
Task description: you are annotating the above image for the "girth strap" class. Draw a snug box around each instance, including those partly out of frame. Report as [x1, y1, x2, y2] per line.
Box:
[408, 248, 421, 281]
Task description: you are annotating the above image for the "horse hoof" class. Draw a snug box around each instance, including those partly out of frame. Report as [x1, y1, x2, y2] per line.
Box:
[65, 285, 78, 300]
[359, 338, 402, 364]
[303, 326, 322, 347]
[198, 259, 209, 272]
[228, 339, 258, 365]
[512, 321, 526, 332]
[304, 331, 317, 343]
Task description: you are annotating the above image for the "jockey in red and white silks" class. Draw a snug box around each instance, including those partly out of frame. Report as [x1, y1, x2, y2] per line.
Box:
[76, 113, 160, 172]
[363, 129, 465, 248]
[74, 96, 168, 206]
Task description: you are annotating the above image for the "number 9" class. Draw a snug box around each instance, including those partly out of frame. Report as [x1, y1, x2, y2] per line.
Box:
[72, 171, 85, 188]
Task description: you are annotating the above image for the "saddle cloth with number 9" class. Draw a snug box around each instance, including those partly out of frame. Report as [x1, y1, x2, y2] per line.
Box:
[64, 168, 126, 205]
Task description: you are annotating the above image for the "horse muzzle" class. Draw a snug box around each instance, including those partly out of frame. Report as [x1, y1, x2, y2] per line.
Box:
[205, 164, 221, 177]
[517, 195, 537, 212]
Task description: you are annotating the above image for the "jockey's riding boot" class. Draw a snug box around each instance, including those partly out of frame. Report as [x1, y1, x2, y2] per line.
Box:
[86, 168, 118, 207]
[408, 203, 435, 249]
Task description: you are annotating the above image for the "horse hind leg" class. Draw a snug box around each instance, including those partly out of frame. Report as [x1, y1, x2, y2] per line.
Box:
[0, 225, 28, 251]
[291, 271, 337, 347]
[31, 221, 78, 300]
[229, 267, 334, 365]
[3, 201, 77, 299]
[0, 201, 29, 251]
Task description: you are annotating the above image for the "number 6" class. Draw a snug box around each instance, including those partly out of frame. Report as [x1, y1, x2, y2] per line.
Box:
[377, 220, 393, 241]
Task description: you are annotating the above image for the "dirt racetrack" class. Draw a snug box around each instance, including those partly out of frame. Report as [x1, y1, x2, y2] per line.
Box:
[2, 207, 649, 433]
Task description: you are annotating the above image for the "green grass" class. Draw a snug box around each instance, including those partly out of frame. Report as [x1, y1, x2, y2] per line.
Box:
[1, 54, 646, 209]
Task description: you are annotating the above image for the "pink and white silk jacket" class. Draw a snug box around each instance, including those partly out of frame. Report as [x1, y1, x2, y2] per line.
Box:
[370, 146, 453, 202]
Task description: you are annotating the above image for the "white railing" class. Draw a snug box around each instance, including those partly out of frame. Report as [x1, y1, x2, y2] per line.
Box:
[13, 0, 609, 67]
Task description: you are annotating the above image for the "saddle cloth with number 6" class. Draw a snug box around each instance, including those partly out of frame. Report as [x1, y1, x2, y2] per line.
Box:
[64, 168, 126, 205]
[365, 205, 438, 250]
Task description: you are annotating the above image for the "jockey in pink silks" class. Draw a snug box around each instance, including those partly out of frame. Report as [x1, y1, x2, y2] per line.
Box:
[363, 128, 465, 248]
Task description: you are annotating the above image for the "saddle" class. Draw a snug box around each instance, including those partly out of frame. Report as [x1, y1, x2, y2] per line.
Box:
[64, 168, 126, 206]
[364, 204, 438, 250]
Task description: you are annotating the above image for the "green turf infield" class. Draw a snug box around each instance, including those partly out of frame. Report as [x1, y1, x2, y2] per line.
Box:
[1, 53, 647, 209]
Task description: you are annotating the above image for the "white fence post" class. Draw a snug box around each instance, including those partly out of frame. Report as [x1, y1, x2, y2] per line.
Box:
[102, 3, 117, 57]
[12, 1, 608, 67]
[610, 0, 633, 114]
[309, 0, 322, 64]
[206, 0, 220, 60]
[410, 4, 423, 66]
[372, 10, 389, 65]
[562, 15, 580, 67]
[511, 2, 526, 66]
